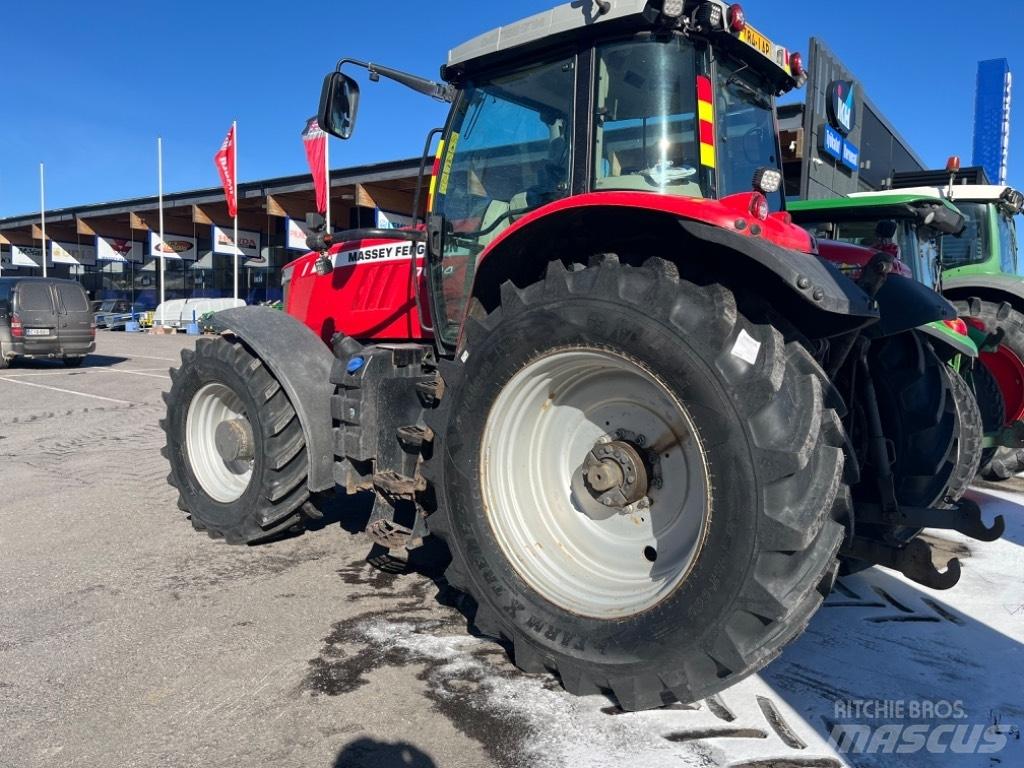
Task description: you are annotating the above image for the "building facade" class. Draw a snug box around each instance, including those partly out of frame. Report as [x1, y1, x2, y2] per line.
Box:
[779, 38, 925, 201]
[972, 58, 1013, 186]
[0, 158, 423, 309]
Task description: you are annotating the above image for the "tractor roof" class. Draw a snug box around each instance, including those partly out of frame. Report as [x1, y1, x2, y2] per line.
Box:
[445, 0, 800, 91]
[791, 192, 965, 235]
[888, 184, 1017, 204]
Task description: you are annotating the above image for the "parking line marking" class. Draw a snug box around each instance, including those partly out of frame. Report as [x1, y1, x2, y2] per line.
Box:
[125, 353, 180, 362]
[0, 376, 133, 405]
[93, 368, 170, 380]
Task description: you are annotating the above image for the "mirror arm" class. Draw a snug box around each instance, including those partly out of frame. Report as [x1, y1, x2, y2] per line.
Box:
[336, 58, 455, 103]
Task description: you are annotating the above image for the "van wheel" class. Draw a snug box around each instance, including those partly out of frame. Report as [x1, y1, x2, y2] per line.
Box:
[63, 357, 85, 368]
[0, 356, 9, 370]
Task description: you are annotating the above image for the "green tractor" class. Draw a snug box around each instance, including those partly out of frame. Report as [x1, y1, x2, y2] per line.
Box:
[887, 163, 1024, 479]
[788, 192, 1019, 479]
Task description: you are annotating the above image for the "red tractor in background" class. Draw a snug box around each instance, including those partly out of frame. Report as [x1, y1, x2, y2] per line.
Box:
[162, 0, 1001, 711]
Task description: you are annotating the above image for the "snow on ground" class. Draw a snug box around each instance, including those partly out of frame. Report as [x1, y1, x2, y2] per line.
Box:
[344, 485, 1024, 768]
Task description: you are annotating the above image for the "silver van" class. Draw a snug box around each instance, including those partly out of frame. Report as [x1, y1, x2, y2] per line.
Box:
[0, 277, 96, 368]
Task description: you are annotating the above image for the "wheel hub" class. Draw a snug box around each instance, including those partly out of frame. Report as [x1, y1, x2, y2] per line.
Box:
[580, 440, 648, 509]
[215, 418, 255, 462]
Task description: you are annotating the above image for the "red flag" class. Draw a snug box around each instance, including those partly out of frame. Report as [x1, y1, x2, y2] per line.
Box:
[214, 125, 237, 217]
[302, 117, 328, 214]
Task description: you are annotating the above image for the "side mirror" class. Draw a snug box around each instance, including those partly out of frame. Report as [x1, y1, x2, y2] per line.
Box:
[318, 72, 360, 140]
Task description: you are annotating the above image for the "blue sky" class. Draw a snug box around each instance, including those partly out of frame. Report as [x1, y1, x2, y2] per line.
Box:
[0, 0, 1020, 216]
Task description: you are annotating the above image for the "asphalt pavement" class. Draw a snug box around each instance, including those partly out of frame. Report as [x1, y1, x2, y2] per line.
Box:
[0, 331, 1021, 768]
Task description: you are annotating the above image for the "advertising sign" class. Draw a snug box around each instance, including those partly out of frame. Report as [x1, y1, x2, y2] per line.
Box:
[827, 80, 856, 136]
[149, 232, 198, 260]
[11, 245, 46, 267]
[51, 241, 97, 266]
[96, 236, 144, 263]
[286, 217, 313, 251]
[821, 125, 860, 173]
[211, 225, 265, 266]
[841, 140, 860, 171]
[375, 209, 415, 230]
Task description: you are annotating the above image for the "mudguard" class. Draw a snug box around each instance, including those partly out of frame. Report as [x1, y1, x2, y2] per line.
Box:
[868, 275, 958, 338]
[210, 307, 336, 493]
[918, 321, 979, 358]
[676, 219, 877, 321]
[942, 275, 1024, 311]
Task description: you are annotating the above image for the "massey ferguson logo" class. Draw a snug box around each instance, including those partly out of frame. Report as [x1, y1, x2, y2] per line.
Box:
[827, 80, 856, 136]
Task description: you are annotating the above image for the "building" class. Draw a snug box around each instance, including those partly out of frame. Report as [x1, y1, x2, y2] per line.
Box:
[0, 158, 422, 308]
[779, 38, 925, 200]
[972, 58, 1012, 185]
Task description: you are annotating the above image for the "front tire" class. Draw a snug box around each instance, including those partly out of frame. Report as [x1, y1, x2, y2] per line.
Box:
[425, 258, 849, 710]
[161, 337, 312, 544]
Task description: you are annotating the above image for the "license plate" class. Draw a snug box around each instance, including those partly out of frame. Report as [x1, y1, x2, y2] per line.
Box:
[740, 24, 774, 59]
[25, 328, 50, 336]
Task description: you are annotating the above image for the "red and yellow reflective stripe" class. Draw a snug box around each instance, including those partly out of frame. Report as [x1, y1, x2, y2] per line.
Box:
[426, 138, 445, 212]
[696, 75, 715, 169]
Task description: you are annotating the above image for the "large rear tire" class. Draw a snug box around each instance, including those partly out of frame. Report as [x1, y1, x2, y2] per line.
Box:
[954, 298, 1024, 480]
[424, 257, 849, 710]
[161, 337, 312, 544]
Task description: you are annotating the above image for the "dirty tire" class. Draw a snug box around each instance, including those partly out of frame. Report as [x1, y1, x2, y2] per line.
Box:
[161, 336, 311, 544]
[424, 258, 848, 711]
[943, 366, 984, 504]
[0, 355, 9, 370]
[966, 361, 1006, 476]
[954, 298, 1024, 480]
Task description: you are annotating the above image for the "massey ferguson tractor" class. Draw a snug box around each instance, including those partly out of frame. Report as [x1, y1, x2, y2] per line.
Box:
[162, 0, 1003, 711]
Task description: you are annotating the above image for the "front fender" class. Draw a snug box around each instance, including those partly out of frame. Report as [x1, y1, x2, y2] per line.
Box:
[210, 307, 336, 493]
[918, 321, 979, 358]
[942, 274, 1024, 313]
[868, 275, 958, 338]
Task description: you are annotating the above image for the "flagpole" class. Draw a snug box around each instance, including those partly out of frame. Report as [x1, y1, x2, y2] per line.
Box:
[40, 163, 47, 277]
[233, 120, 239, 302]
[324, 132, 331, 234]
[158, 137, 165, 320]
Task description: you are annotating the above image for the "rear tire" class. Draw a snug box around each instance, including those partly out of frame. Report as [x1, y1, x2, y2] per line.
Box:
[954, 298, 1024, 480]
[424, 257, 849, 710]
[943, 366, 984, 503]
[161, 336, 312, 544]
[965, 361, 1005, 478]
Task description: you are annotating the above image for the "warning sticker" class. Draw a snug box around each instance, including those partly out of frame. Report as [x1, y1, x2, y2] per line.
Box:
[731, 329, 761, 366]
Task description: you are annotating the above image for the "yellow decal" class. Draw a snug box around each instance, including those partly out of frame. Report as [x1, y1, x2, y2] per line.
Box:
[438, 132, 459, 196]
[700, 143, 716, 169]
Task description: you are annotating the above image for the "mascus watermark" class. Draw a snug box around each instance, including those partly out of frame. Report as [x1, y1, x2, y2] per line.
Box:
[827, 699, 1020, 756]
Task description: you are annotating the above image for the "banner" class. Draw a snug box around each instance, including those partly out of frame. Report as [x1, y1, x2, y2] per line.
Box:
[211, 225, 263, 267]
[214, 124, 238, 217]
[286, 217, 314, 251]
[96, 236, 143, 263]
[51, 241, 97, 266]
[302, 117, 328, 214]
[11, 245, 46, 267]
[149, 232, 198, 260]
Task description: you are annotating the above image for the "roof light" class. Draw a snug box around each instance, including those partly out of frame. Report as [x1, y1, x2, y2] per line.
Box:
[752, 167, 782, 194]
[662, 0, 685, 18]
[727, 4, 746, 32]
[789, 52, 806, 79]
[694, 2, 723, 29]
[946, 156, 961, 172]
[750, 193, 770, 221]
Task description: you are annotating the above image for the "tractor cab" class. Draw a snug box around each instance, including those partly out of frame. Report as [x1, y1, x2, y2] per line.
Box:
[315, 0, 812, 348]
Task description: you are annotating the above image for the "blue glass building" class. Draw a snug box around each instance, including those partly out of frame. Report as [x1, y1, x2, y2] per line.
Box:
[972, 59, 1012, 185]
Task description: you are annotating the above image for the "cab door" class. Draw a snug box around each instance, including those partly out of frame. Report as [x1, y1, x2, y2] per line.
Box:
[14, 281, 59, 351]
[54, 282, 94, 353]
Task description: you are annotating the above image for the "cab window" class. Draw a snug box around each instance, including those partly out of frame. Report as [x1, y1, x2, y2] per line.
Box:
[431, 56, 576, 345]
[57, 284, 88, 312]
[942, 203, 989, 268]
[997, 213, 1018, 274]
[17, 283, 54, 311]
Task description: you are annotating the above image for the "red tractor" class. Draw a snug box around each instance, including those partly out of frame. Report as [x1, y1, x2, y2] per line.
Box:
[163, 0, 1001, 710]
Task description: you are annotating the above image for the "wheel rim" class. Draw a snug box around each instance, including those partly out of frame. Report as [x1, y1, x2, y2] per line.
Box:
[481, 348, 711, 619]
[981, 344, 1024, 424]
[186, 382, 254, 503]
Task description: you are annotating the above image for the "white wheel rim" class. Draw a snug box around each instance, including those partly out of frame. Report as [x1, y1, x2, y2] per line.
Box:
[481, 348, 711, 619]
[186, 382, 254, 503]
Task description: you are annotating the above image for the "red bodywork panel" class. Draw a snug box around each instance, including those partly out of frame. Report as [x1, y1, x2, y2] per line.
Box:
[474, 191, 816, 270]
[815, 238, 913, 280]
[284, 236, 431, 344]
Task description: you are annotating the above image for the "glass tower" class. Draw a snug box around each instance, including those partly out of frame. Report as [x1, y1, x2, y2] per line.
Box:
[972, 58, 1012, 185]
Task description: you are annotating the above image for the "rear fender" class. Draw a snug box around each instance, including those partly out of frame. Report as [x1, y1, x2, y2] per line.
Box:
[941, 275, 1024, 316]
[868, 275, 958, 338]
[918, 321, 979, 359]
[469, 203, 878, 340]
[209, 307, 336, 493]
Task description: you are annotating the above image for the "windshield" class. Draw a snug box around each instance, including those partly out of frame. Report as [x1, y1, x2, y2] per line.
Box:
[715, 57, 783, 211]
[942, 202, 989, 268]
[593, 37, 705, 197]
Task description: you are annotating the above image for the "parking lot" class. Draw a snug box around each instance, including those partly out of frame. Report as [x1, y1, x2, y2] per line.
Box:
[1, 331, 1022, 768]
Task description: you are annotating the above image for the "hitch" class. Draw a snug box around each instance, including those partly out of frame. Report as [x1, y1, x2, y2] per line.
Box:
[845, 498, 1005, 590]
